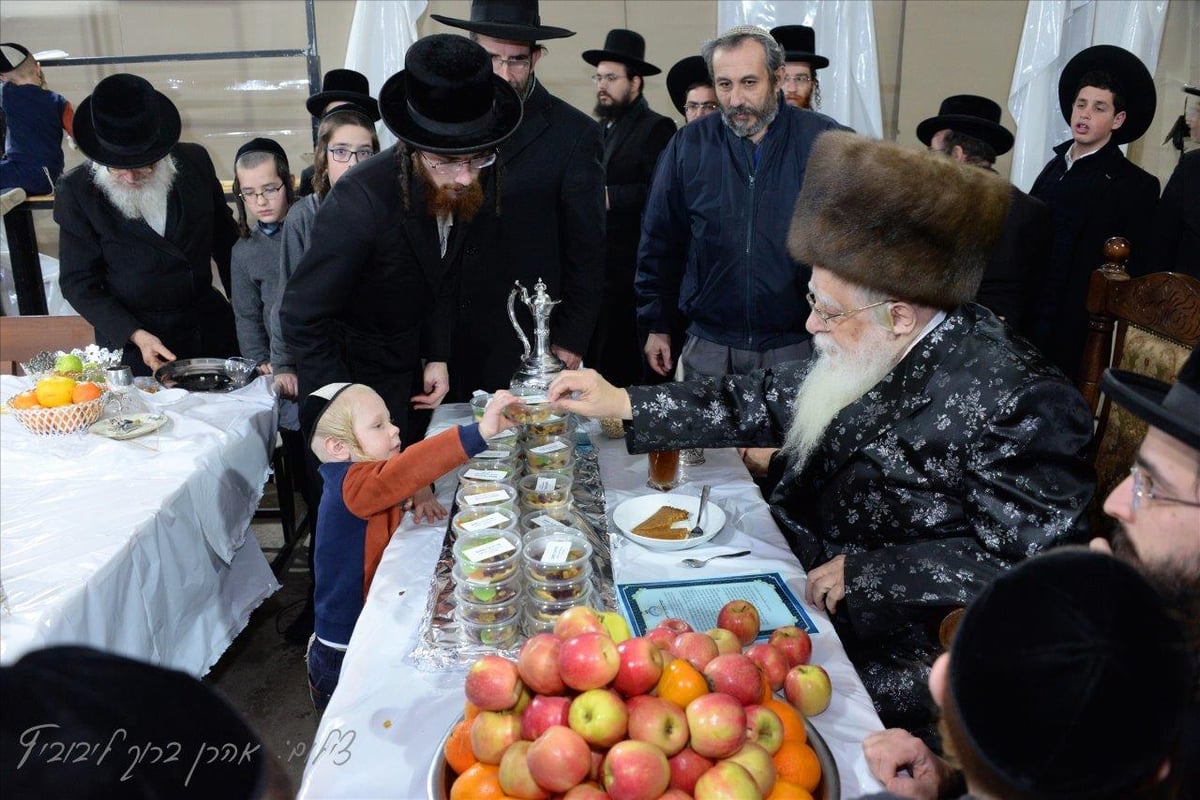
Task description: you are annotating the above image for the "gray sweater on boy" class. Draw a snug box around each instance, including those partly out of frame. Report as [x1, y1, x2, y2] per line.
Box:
[271, 193, 321, 375]
[231, 224, 285, 367]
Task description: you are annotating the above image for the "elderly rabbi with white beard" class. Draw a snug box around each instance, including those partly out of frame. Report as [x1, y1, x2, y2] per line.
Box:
[550, 131, 1096, 745]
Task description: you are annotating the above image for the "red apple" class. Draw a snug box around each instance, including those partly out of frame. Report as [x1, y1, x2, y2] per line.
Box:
[626, 695, 689, 757]
[645, 626, 677, 651]
[568, 688, 628, 748]
[668, 746, 714, 794]
[526, 725, 592, 793]
[743, 704, 784, 755]
[471, 709, 523, 764]
[784, 664, 832, 716]
[559, 632, 621, 691]
[705, 627, 742, 655]
[724, 741, 776, 796]
[602, 740, 671, 800]
[768, 626, 813, 667]
[744, 643, 788, 692]
[671, 632, 719, 671]
[656, 618, 693, 635]
[518, 633, 566, 695]
[555, 606, 607, 639]
[521, 694, 572, 741]
[589, 749, 605, 781]
[703, 653, 764, 706]
[716, 600, 760, 646]
[499, 740, 550, 799]
[693, 760, 759, 799]
[685, 693, 746, 759]
[659, 790, 691, 800]
[562, 783, 609, 800]
[465, 654, 525, 711]
[613, 637, 666, 697]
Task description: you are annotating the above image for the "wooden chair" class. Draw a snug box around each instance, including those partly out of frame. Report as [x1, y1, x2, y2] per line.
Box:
[0, 314, 96, 374]
[1077, 237, 1200, 536]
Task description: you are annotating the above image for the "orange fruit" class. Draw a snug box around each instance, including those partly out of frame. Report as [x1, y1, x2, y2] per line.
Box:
[656, 658, 709, 709]
[72, 382, 103, 404]
[444, 718, 477, 776]
[773, 741, 821, 792]
[464, 700, 482, 722]
[759, 671, 774, 704]
[767, 778, 814, 800]
[9, 390, 41, 410]
[449, 762, 505, 800]
[764, 697, 806, 745]
[35, 375, 76, 407]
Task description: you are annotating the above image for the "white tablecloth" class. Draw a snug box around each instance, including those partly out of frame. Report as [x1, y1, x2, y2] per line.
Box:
[0, 375, 281, 675]
[299, 405, 886, 798]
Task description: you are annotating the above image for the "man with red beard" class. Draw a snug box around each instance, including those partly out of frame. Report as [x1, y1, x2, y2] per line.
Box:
[279, 34, 522, 445]
[770, 25, 827, 110]
[554, 132, 1095, 742]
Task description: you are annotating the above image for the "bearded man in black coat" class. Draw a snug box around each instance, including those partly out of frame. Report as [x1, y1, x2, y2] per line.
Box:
[433, 0, 605, 397]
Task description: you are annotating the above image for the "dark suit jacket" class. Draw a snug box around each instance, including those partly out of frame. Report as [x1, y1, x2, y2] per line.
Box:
[588, 95, 676, 387]
[975, 184, 1051, 335]
[55, 142, 238, 375]
[279, 146, 467, 443]
[446, 79, 605, 400]
[1152, 149, 1200, 278]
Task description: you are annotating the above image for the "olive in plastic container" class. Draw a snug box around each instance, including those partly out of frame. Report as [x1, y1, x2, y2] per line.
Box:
[455, 482, 518, 513]
[452, 527, 522, 585]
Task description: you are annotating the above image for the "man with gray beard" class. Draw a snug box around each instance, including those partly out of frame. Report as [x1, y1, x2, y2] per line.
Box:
[56, 73, 237, 375]
[553, 131, 1095, 742]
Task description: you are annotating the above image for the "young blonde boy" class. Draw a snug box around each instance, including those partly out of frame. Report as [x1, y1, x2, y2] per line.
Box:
[0, 43, 74, 197]
[300, 383, 517, 708]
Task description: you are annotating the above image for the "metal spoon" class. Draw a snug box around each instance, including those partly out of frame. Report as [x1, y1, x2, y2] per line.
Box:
[679, 550, 752, 568]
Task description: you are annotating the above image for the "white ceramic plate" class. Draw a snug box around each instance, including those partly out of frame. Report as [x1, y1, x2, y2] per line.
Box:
[612, 493, 727, 551]
[90, 413, 168, 440]
[139, 387, 187, 405]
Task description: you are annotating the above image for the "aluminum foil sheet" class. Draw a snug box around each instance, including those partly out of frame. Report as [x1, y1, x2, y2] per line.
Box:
[409, 438, 617, 670]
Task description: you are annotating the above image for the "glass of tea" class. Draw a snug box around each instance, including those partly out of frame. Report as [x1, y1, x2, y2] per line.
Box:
[647, 450, 681, 491]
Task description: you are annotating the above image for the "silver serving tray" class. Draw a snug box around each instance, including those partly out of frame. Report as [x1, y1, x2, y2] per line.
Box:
[153, 358, 256, 393]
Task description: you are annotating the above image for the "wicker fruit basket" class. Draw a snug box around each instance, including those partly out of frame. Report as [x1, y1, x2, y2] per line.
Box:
[7, 394, 107, 436]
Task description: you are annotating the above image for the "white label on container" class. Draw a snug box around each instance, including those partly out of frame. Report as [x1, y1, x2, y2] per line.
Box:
[530, 515, 567, 529]
[464, 469, 507, 481]
[540, 540, 573, 564]
[490, 428, 517, 439]
[464, 490, 511, 506]
[477, 449, 510, 459]
[518, 393, 548, 404]
[460, 512, 511, 532]
[529, 440, 568, 454]
[462, 536, 517, 560]
[535, 476, 557, 492]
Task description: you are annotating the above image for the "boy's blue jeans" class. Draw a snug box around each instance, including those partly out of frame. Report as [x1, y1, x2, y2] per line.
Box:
[306, 635, 346, 711]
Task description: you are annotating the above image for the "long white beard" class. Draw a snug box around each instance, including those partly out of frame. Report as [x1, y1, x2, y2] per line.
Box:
[781, 325, 905, 469]
[90, 156, 178, 235]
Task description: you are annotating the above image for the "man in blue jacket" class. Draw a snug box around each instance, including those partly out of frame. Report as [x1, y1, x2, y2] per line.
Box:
[636, 25, 847, 380]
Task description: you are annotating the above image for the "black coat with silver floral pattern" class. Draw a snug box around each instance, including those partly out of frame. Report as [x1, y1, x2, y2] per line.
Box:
[625, 303, 1095, 732]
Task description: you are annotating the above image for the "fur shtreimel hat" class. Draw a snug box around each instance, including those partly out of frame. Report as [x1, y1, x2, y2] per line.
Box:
[949, 549, 1192, 797]
[788, 131, 1011, 310]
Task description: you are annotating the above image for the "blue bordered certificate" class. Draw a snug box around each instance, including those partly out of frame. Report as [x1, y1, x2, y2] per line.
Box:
[616, 573, 818, 639]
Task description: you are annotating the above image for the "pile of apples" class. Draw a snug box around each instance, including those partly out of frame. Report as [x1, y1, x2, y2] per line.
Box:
[450, 600, 832, 799]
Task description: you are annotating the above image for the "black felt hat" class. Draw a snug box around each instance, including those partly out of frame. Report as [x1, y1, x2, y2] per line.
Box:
[917, 94, 1015, 155]
[0, 42, 31, 72]
[769, 25, 829, 69]
[306, 68, 380, 121]
[582, 29, 661, 77]
[666, 55, 712, 116]
[379, 34, 522, 156]
[234, 136, 289, 167]
[73, 73, 181, 168]
[0, 646, 269, 798]
[949, 549, 1192, 798]
[432, 0, 575, 42]
[1058, 44, 1156, 145]
[1101, 343, 1200, 451]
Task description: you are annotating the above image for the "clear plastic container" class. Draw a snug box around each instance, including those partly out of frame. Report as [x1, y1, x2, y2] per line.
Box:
[455, 482, 518, 513]
[451, 507, 518, 538]
[525, 568, 594, 604]
[523, 587, 596, 629]
[522, 434, 576, 471]
[471, 441, 518, 465]
[460, 613, 522, 648]
[516, 471, 573, 512]
[524, 454, 576, 476]
[454, 589, 521, 625]
[470, 392, 491, 422]
[519, 508, 576, 535]
[521, 530, 593, 583]
[458, 460, 518, 488]
[452, 563, 522, 605]
[452, 528, 522, 585]
[524, 413, 571, 438]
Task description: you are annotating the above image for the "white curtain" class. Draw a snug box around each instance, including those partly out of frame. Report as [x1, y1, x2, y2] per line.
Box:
[1007, 0, 1169, 191]
[717, 0, 884, 139]
[343, 0, 429, 149]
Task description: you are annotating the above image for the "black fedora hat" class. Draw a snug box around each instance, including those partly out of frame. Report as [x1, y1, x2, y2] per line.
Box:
[432, 0, 574, 42]
[769, 25, 829, 69]
[306, 68, 380, 121]
[1101, 343, 1200, 450]
[0, 42, 31, 72]
[378, 34, 522, 156]
[1058, 44, 1156, 145]
[583, 29, 661, 77]
[73, 73, 181, 168]
[667, 55, 712, 116]
[917, 94, 1014, 155]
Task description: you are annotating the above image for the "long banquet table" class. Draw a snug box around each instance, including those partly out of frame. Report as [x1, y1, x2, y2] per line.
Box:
[0, 374, 281, 676]
[298, 404, 885, 798]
